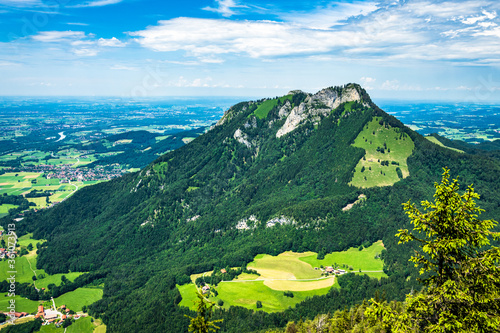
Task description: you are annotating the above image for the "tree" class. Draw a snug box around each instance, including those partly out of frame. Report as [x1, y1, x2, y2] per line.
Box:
[386, 168, 500, 332]
[185, 292, 222, 333]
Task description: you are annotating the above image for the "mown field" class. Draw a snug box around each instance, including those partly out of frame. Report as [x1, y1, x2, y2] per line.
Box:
[350, 117, 415, 188]
[425, 136, 464, 153]
[299, 240, 386, 274]
[54, 288, 103, 312]
[178, 241, 385, 313]
[0, 234, 85, 287]
[0, 293, 40, 313]
[0, 172, 85, 209]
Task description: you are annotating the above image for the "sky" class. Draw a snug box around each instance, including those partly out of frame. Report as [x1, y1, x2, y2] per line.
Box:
[1, 0, 500, 101]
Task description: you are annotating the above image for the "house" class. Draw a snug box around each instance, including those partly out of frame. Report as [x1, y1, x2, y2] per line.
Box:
[44, 309, 58, 320]
[325, 267, 334, 273]
[202, 285, 210, 294]
[220, 269, 227, 274]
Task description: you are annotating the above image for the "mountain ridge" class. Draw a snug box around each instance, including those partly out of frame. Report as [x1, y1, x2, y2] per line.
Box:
[3, 84, 500, 333]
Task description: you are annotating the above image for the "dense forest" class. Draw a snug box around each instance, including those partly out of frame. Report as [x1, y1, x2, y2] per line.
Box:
[2, 84, 499, 332]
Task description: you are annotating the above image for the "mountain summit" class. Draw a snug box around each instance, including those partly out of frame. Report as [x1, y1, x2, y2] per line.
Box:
[7, 84, 500, 333]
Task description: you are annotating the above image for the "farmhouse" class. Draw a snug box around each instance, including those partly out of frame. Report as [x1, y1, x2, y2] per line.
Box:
[220, 269, 227, 274]
[202, 285, 210, 294]
[325, 267, 334, 273]
[44, 309, 58, 320]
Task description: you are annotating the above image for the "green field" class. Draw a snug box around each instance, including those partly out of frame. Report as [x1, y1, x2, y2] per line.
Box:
[179, 242, 386, 313]
[0, 234, 85, 288]
[178, 282, 333, 313]
[54, 288, 103, 312]
[0, 172, 85, 209]
[425, 136, 464, 153]
[247, 252, 321, 280]
[300, 240, 386, 273]
[37, 317, 100, 333]
[0, 204, 17, 217]
[350, 117, 415, 188]
[0, 293, 40, 313]
[253, 95, 292, 119]
[178, 244, 389, 313]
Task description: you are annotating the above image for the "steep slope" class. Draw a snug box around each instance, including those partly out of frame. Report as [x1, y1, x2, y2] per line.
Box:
[4, 84, 500, 333]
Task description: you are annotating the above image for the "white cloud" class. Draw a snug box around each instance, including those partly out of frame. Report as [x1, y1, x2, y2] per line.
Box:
[170, 76, 219, 88]
[71, 0, 123, 8]
[72, 48, 98, 57]
[66, 22, 89, 26]
[360, 77, 376, 89]
[130, 17, 399, 59]
[98, 37, 126, 47]
[110, 65, 138, 71]
[406, 1, 491, 19]
[280, 1, 380, 29]
[202, 0, 247, 18]
[32, 31, 87, 42]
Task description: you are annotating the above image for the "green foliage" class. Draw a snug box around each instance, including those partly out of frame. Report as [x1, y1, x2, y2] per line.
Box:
[185, 292, 223, 333]
[3, 85, 500, 332]
[396, 168, 500, 332]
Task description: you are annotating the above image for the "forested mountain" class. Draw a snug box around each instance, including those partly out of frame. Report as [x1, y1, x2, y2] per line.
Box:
[4, 84, 500, 332]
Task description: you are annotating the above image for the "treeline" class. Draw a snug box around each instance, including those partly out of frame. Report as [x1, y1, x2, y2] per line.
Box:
[0, 194, 36, 216]
[0, 271, 107, 301]
[195, 266, 260, 287]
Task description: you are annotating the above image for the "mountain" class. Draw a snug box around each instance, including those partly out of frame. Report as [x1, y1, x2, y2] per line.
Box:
[5, 84, 500, 333]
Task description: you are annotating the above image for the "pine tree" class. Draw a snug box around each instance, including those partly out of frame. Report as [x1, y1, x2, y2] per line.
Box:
[185, 292, 223, 333]
[393, 168, 500, 332]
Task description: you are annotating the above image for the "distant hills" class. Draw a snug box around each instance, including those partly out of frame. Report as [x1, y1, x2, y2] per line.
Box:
[5, 84, 500, 333]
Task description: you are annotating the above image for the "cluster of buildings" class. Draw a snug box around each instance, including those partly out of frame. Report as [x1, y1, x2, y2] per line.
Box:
[0, 248, 16, 259]
[316, 267, 347, 275]
[37, 164, 125, 182]
[35, 304, 78, 326]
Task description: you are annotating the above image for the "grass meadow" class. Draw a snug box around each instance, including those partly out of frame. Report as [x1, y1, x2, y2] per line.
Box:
[178, 241, 385, 313]
[54, 288, 103, 312]
[350, 117, 415, 188]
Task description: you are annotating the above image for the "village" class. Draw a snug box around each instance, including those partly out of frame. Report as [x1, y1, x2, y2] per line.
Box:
[25, 163, 126, 183]
[3, 299, 85, 328]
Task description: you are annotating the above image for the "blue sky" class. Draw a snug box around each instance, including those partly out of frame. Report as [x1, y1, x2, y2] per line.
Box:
[1, 0, 500, 101]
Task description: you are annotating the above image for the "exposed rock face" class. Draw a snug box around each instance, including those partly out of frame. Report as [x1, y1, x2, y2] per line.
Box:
[278, 100, 292, 119]
[276, 85, 362, 138]
[236, 215, 258, 230]
[266, 215, 295, 228]
[234, 128, 252, 148]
